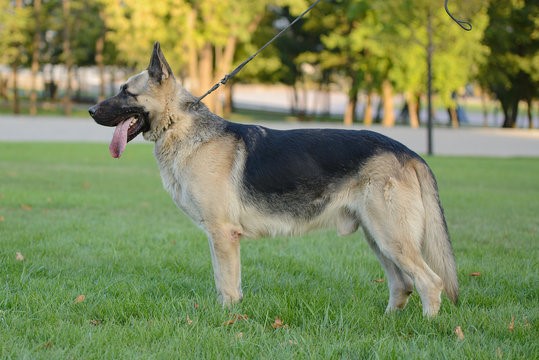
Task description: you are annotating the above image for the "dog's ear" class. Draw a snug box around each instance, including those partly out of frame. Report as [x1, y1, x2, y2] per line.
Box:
[148, 42, 175, 84]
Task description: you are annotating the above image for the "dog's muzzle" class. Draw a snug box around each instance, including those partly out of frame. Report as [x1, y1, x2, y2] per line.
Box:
[88, 105, 98, 118]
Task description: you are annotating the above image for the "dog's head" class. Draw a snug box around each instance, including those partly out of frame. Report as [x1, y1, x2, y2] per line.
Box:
[89, 42, 177, 158]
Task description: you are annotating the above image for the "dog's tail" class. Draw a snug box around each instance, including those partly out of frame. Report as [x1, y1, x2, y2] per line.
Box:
[414, 160, 459, 304]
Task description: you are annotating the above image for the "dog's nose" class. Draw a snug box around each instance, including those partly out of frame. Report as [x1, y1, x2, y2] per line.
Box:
[88, 105, 97, 117]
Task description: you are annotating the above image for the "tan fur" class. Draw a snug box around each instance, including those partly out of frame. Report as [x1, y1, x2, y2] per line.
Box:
[354, 155, 455, 315]
[413, 160, 459, 304]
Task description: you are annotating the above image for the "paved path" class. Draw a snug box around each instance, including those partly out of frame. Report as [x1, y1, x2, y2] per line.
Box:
[1, 115, 538, 157]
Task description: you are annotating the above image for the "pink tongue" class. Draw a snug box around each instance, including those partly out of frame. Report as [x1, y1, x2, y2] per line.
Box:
[109, 118, 133, 158]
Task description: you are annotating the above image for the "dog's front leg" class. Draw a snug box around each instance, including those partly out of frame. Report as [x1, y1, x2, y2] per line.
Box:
[206, 226, 243, 306]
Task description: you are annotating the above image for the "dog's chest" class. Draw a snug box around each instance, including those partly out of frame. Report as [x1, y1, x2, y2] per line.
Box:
[154, 143, 205, 225]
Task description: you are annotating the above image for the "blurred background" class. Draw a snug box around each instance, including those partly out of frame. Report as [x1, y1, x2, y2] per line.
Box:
[0, 0, 537, 128]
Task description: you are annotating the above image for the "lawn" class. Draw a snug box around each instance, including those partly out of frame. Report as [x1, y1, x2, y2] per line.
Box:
[0, 142, 538, 359]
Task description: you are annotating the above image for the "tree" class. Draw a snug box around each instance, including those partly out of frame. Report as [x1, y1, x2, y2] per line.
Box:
[301, 0, 488, 127]
[270, 5, 324, 117]
[93, 0, 118, 101]
[29, 0, 42, 115]
[0, 0, 32, 114]
[187, 0, 308, 114]
[104, 0, 190, 73]
[69, 0, 111, 101]
[375, 0, 488, 128]
[103, 0, 306, 114]
[432, 1, 488, 127]
[298, 0, 390, 125]
[49, 0, 106, 114]
[234, 2, 319, 117]
[61, 0, 73, 115]
[188, 0, 265, 113]
[479, 0, 539, 128]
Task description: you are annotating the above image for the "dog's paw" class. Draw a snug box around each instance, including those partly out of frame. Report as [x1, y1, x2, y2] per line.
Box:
[218, 290, 243, 307]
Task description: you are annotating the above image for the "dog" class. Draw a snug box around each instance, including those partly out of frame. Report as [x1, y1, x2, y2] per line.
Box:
[89, 42, 458, 316]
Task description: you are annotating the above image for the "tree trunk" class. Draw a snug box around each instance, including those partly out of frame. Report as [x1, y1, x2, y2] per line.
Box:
[344, 96, 357, 126]
[501, 99, 510, 128]
[344, 72, 360, 125]
[448, 107, 459, 128]
[75, 67, 84, 99]
[186, 8, 199, 94]
[407, 92, 420, 128]
[96, 7, 106, 102]
[526, 99, 533, 129]
[213, 45, 224, 116]
[288, 84, 297, 115]
[62, 0, 72, 116]
[510, 98, 519, 128]
[109, 67, 116, 97]
[381, 79, 395, 127]
[317, 71, 331, 117]
[416, 94, 422, 124]
[223, 83, 233, 117]
[481, 92, 489, 127]
[199, 43, 215, 111]
[501, 97, 519, 128]
[12, 65, 20, 114]
[95, 35, 105, 101]
[375, 100, 382, 123]
[211, 13, 260, 116]
[12, 0, 22, 114]
[0, 75, 7, 100]
[218, 36, 237, 76]
[212, 36, 237, 116]
[299, 79, 308, 120]
[30, 0, 42, 115]
[363, 92, 373, 126]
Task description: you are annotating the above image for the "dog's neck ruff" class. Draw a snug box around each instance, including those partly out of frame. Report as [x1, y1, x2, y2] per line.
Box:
[144, 87, 197, 142]
[145, 110, 189, 143]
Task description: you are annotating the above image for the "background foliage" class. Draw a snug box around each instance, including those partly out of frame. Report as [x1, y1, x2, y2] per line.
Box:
[0, 0, 537, 127]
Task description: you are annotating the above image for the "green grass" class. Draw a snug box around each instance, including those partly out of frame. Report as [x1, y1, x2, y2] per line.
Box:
[1, 142, 538, 359]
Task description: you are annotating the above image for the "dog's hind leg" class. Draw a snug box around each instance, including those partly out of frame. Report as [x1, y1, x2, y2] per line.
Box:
[206, 225, 243, 306]
[362, 173, 443, 316]
[364, 230, 414, 313]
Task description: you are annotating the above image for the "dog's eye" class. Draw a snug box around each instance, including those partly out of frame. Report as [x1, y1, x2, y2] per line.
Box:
[120, 85, 136, 97]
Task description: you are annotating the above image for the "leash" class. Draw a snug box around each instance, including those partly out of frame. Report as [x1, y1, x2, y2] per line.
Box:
[192, 0, 470, 106]
[444, 0, 472, 31]
[193, 0, 323, 106]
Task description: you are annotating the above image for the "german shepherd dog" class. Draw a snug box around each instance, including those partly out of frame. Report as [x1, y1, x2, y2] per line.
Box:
[89, 43, 458, 316]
